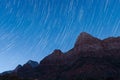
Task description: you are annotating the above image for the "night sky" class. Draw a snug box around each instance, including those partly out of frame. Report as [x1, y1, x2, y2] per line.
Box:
[0, 0, 120, 72]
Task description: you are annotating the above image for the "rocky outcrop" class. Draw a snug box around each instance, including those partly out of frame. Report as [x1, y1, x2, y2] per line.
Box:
[40, 49, 65, 65]
[74, 32, 102, 52]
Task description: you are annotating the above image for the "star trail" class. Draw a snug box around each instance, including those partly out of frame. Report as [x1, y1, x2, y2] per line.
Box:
[0, 0, 120, 72]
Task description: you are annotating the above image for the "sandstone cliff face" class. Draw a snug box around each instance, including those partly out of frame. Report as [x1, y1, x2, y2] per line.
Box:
[1, 32, 120, 80]
[40, 49, 65, 65]
[74, 32, 102, 52]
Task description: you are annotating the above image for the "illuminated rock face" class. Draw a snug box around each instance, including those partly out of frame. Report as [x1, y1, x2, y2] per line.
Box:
[73, 32, 120, 57]
[1, 32, 120, 80]
[74, 32, 102, 51]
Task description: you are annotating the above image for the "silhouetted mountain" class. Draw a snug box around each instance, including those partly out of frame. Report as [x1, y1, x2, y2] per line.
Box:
[25, 60, 39, 68]
[14, 65, 22, 72]
[1, 32, 120, 80]
[0, 71, 13, 76]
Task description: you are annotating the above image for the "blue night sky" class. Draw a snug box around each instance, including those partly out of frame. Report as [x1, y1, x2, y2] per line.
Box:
[0, 0, 120, 72]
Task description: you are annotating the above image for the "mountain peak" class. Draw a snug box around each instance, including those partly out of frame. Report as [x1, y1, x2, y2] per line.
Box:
[75, 32, 100, 45]
[52, 49, 63, 55]
[76, 32, 96, 43]
[27, 60, 36, 64]
[14, 65, 22, 72]
[74, 32, 102, 51]
[40, 49, 64, 64]
[79, 32, 92, 37]
[45, 49, 63, 58]
[25, 60, 38, 68]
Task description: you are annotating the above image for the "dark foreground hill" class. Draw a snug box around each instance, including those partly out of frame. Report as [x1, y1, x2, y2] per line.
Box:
[0, 32, 120, 80]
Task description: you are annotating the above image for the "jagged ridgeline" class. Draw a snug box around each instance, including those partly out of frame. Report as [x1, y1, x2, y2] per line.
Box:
[0, 32, 120, 80]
